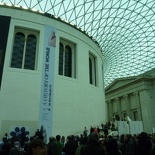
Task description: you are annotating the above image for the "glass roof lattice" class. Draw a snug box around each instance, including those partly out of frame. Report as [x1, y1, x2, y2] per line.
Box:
[1, 0, 155, 87]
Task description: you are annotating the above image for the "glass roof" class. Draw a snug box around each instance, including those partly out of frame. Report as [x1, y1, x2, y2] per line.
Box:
[1, 0, 155, 87]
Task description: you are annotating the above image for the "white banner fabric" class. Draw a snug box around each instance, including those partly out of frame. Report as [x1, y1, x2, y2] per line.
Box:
[129, 121, 143, 135]
[117, 121, 129, 136]
[39, 25, 56, 143]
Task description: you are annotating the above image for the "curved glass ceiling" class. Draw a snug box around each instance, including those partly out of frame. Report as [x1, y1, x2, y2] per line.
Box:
[1, 0, 155, 87]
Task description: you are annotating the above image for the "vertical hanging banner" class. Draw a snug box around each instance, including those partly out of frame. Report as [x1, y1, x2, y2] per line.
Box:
[39, 25, 56, 143]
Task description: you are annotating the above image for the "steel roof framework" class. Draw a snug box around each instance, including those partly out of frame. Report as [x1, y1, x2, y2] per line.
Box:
[1, 0, 155, 87]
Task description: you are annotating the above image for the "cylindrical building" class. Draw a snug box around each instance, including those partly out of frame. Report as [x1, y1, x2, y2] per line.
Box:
[0, 5, 106, 140]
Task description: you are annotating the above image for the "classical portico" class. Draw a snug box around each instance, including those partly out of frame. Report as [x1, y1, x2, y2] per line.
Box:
[105, 69, 155, 133]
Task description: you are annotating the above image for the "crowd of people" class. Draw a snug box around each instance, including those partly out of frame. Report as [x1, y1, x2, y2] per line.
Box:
[0, 125, 155, 155]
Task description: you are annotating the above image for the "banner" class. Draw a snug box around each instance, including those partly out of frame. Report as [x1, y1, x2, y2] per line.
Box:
[129, 121, 143, 135]
[0, 16, 11, 89]
[117, 121, 143, 135]
[117, 121, 129, 136]
[39, 25, 56, 143]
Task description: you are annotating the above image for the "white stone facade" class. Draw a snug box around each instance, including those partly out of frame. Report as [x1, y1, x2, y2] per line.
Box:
[0, 6, 106, 139]
[105, 69, 155, 134]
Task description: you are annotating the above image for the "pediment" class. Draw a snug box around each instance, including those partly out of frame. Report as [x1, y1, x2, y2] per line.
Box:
[105, 68, 155, 92]
[105, 77, 138, 92]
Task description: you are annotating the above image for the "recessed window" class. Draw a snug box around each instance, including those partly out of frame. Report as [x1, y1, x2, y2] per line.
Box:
[114, 114, 120, 121]
[89, 53, 97, 86]
[11, 28, 38, 70]
[133, 111, 138, 121]
[58, 39, 76, 78]
[123, 112, 127, 121]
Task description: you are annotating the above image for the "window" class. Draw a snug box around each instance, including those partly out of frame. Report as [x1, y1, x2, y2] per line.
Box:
[58, 39, 76, 78]
[11, 28, 38, 70]
[114, 114, 120, 121]
[89, 53, 97, 86]
[133, 111, 138, 121]
[123, 112, 127, 121]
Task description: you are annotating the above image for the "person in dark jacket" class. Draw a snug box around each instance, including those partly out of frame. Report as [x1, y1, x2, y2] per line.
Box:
[27, 138, 46, 155]
[80, 132, 105, 155]
[136, 132, 152, 155]
[150, 135, 155, 155]
[9, 141, 21, 155]
[47, 137, 56, 155]
[121, 134, 135, 155]
[63, 135, 77, 155]
[105, 136, 122, 155]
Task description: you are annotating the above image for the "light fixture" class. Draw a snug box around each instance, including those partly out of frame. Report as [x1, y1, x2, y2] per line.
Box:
[39, 10, 44, 14]
[0, 2, 5, 5]
[22, 6, 28, 10]
[31, 8, 38, 12]
[6, 3, 12, 6]
[14, 5, 20, 8]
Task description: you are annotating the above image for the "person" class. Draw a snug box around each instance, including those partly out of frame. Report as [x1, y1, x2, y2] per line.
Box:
[24, 136, 35, 155]
[93, 127, 98, 134]
[35, 129, 43, 141]
[0, 140, 3, 155]
[55, 135, 63, 155]
[150, 135, 155, 155]
[80, 132, 105, 155]
[83, 127, 88, 138]
[21, 128, 26, 148]
[3, 133, 9, 140]
[105, 136, 122, 155]
[111, 123, 116, 131]
[75, 137, 87, 155]
[40, 125, 47, 144]
[120, 134, 135, 155]
[1, 137, 12, 155]
[48, 31, 56, 47]
[35, 129, 40, 138]
[90, 126, 94, 134]
[63, 135, 77, 155]
[103, 123, 109, 138]
[27, 138, 47, 155]
[47, 137, 56, 155]
[61, 136, 65, 146]
[9, 141, 22, 155]
[136, 132, 152, 155]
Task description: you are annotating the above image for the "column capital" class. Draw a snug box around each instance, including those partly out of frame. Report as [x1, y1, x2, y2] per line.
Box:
[107, 100, 111, 104]
[133, 91, 139, 96]
[115, 97, 119, 101]
[123, 94, 128, 99]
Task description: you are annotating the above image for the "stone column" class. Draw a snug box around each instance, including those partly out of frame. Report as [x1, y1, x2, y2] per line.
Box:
[115, 97, 121, 120]
[107, 100, 113, 121]
[123, 94, 131, 119]
[133, 91, 142, 120]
